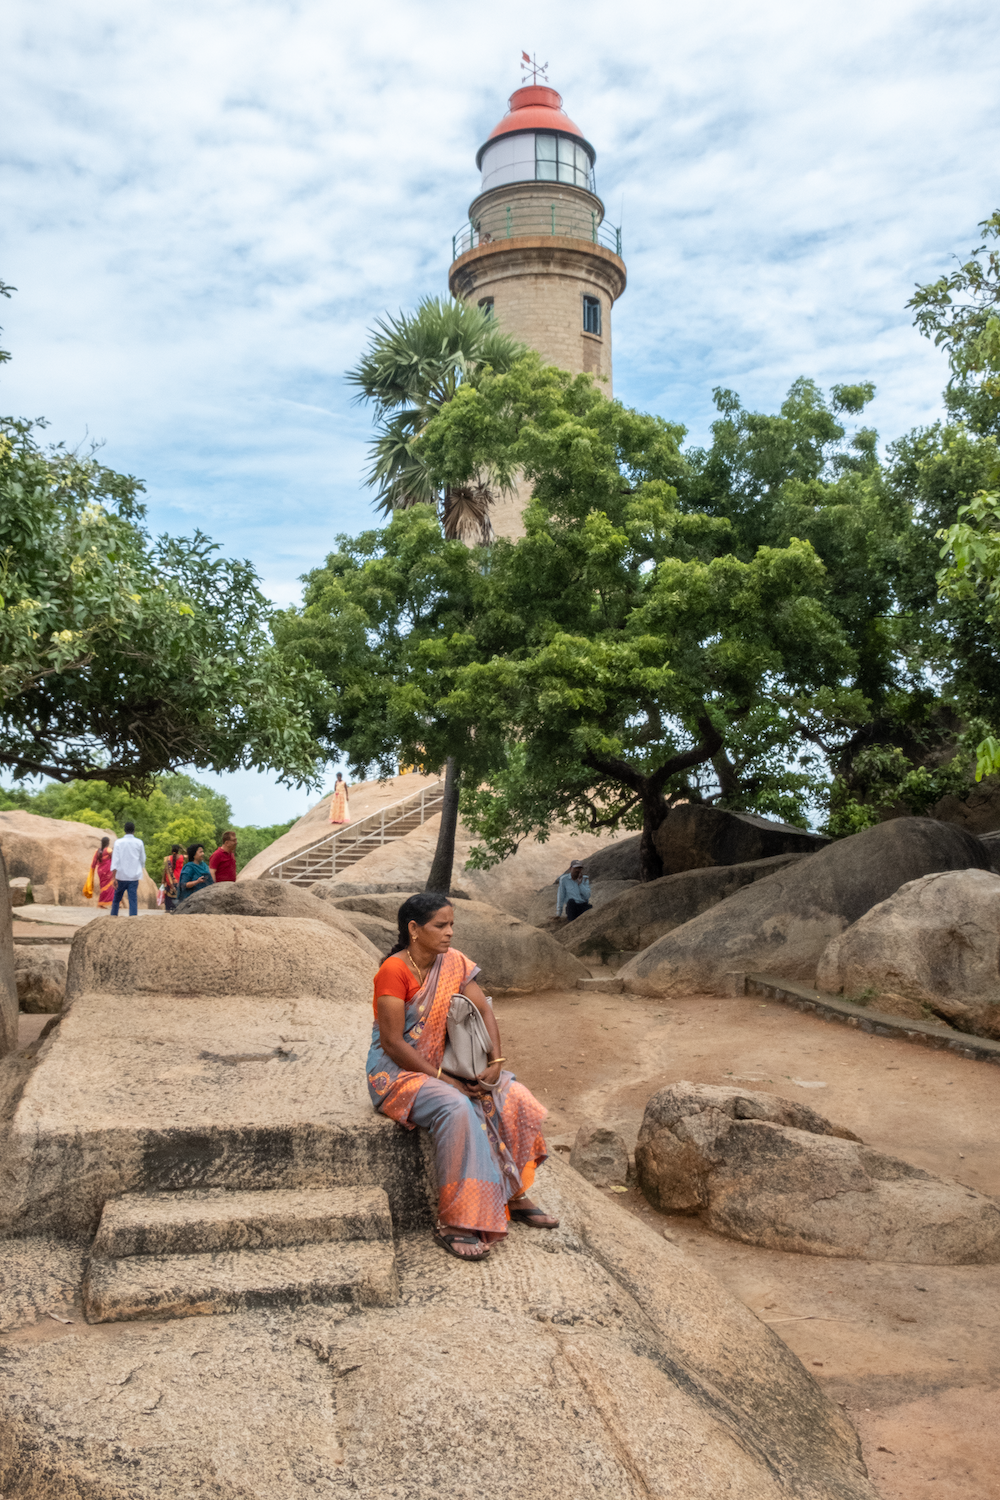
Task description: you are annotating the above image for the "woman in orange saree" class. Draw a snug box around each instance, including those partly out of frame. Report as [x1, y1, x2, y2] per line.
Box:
[328, 773, 350, 824]
[368, 893, 555, 1260]
[90, 837, 115, 908]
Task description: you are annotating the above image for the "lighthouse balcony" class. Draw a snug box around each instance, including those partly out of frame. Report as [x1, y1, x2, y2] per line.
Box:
[452, 203, 622, 262]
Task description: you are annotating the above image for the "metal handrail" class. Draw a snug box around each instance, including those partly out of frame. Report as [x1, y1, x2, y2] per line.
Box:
[268, 781, 447, 883]
[452, 209, 622, 261]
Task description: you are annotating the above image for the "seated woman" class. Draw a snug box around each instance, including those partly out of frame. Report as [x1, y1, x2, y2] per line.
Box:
[177, 843, 213, 902]
[368, 892, 558, 1261]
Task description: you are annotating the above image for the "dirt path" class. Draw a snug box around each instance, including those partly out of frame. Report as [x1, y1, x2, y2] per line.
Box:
[496, 987, 1000, 1500]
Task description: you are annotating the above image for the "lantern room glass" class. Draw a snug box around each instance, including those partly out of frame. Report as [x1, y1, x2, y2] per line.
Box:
[535, 134, 591, 189]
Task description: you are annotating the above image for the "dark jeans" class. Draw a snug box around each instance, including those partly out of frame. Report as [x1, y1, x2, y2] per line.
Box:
[110, 878, 139, 916]
[164, 893, 177, 913]
[565, 898, 592, 922]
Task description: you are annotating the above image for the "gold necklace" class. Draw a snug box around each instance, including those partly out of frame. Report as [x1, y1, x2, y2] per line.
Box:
[406, 949, 429, 984]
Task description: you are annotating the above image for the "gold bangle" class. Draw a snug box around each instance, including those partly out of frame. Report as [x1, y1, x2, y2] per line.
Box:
[436, 1066, 442, 1079]
[487, 1057, 506, 1066]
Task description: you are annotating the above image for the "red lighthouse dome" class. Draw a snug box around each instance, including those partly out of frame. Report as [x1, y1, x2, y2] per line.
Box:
[476, 84, 596, 192]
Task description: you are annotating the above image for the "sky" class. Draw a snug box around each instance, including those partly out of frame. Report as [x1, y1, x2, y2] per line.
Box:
[4, 0, 1000, 823]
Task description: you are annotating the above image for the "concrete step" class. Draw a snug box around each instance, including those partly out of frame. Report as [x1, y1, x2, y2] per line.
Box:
[83, 1186, 398, 1324]
[83, 1240, 399, 1323]
[92, 1186, 393, 1258]
[576, 975, 624, 994]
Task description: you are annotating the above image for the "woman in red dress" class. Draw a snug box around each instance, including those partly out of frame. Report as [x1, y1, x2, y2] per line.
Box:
[90, 837, 115, 908]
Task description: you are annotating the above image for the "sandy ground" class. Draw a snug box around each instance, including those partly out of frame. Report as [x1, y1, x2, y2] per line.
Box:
[497, 986, 1000, 1500]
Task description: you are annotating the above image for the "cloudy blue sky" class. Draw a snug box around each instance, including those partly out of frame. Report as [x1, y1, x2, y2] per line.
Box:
[4, 0, 999, 822]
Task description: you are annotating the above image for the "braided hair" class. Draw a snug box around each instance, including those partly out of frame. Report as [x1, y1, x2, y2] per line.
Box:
[387, 892, 453, 958]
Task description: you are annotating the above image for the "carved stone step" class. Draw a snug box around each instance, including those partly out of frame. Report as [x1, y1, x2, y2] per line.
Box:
[83, 1240, 398, 1323]
[91, 1186, 393, 1258]
[83, 1186, 398, 1324]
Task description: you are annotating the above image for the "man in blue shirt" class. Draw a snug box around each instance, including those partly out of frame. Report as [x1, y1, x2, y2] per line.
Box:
[556, 861, 592, 922]
[109, 822, 147, 917]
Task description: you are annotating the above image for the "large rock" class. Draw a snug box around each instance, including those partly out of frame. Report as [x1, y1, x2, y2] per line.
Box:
[14, 946, 65, 1014]
[558, 854, 807, 960]
[635, 1082, 1000, 1263]
[0, 1156, 877, 1499]
[816, 868, 1000, 1039]
[0, 853, 18, 1057]
[320, 892, 589, 994]
[0, 915, 429, 1240]
[0, 810, 158, 908]
[581, 833, 642, 882]
[620, 817, 992, 997]
[175, 877, 380, 962]
[654, 803, 829, 876]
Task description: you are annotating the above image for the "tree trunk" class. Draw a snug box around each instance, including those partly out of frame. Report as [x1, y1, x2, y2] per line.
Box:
[426, 757, 461, 894]
[638, 787, 669, 883]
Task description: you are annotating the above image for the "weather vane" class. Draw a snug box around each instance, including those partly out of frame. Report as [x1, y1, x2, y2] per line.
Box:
[520, 51, 549, 85]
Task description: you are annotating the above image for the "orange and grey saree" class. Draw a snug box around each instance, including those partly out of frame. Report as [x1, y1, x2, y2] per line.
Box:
[366, 947, 548, 1239]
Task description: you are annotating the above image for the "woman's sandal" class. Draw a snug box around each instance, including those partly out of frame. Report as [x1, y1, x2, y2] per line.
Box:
[433, 1227, 491, 1261]
[509, 1205, 560, 1229]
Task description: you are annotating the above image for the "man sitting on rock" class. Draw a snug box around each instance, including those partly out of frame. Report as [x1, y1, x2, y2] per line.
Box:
[209, 831, 238, 884]
[557, 860, 592, 922]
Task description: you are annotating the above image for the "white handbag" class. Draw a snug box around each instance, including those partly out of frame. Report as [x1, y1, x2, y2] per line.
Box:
[442, 994, 494, 1083]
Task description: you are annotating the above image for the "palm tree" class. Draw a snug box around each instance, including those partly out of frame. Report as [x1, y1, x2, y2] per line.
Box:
[347, 296, 525, 545]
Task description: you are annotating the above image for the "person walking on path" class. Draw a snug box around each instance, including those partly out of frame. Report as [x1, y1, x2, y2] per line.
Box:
[162, 844, 184, 912]
[177, 843, 213, 902]
[328, 773, 350, 825]
[110, 822, 147, 917]
[556, 860, 592, 922]
[86, 836, 116, 908]
[209, 831, 238, 883]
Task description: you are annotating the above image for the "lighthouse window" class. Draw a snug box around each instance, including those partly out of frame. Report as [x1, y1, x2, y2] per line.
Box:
[477, 297, 494, 320]
[583, 295, 602, 336]
[535, 134, 591, 189]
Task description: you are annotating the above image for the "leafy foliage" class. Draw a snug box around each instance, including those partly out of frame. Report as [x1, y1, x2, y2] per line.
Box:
[825, 744, 971, 836]
[347, 297, 526, 543]
[0, 416, 324, 794]
[909, 211, 1000, 437]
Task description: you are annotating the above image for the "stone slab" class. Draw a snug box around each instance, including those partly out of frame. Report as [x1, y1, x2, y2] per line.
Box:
[746, 973, 1000, 1064]
[576, 975, 624, 993]
[83, 1239, 399, 1322]
[92, 1186, 393, 1258]
[0, 917, 430, 1240]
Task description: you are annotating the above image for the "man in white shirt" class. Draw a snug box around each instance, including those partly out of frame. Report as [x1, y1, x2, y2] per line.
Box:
[556, 861, 592, 922]
[110, 821, 147, 917]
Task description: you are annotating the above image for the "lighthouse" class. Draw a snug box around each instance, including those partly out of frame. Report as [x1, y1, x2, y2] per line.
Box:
[448, 75, 627, 539]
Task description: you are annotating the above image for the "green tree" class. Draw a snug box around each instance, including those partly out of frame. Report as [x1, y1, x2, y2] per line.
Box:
[274, 506, 489, 892]
[0, 306, 324, 794]
[416, 360, 858, 879]
[909, 211, 1000, 437]
[347, 296, 526, 545]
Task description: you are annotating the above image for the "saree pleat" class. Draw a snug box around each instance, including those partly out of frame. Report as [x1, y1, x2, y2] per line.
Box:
[366, 948, 547, 1238]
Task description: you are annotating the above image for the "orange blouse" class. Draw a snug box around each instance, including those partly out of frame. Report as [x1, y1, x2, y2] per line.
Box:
[372, 953, 422, 1018]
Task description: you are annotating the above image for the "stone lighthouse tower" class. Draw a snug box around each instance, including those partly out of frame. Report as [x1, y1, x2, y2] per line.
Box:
[448, 77, 626, 539]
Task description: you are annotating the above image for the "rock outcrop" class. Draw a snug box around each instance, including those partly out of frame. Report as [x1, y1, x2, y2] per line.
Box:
[522, 876, 639, 933]
[635, 1081, 1000, 1263]
[816, 868, 1000, 1038]
[0, 810, 158, 908]
[321, 892, 589, 994]
[569, 1122, 629, 1186]
[0, 853, 18, 1057]
[557, 854, 806, 960]
[654, 803, 829, 876]
[13, 946, 65, 1014]
[620, 817, 992, 997]
[175, 877, 380, 962]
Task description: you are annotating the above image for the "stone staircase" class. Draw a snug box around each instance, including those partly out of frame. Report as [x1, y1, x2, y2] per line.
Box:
[83, 1186, 399, 1324]
[266, 781, 447, 885]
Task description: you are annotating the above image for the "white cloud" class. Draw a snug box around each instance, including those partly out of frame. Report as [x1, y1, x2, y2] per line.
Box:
[3, 0, 999, 818]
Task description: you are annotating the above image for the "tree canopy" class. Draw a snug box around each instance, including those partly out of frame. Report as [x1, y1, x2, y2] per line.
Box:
[0, 293, 324, 795]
